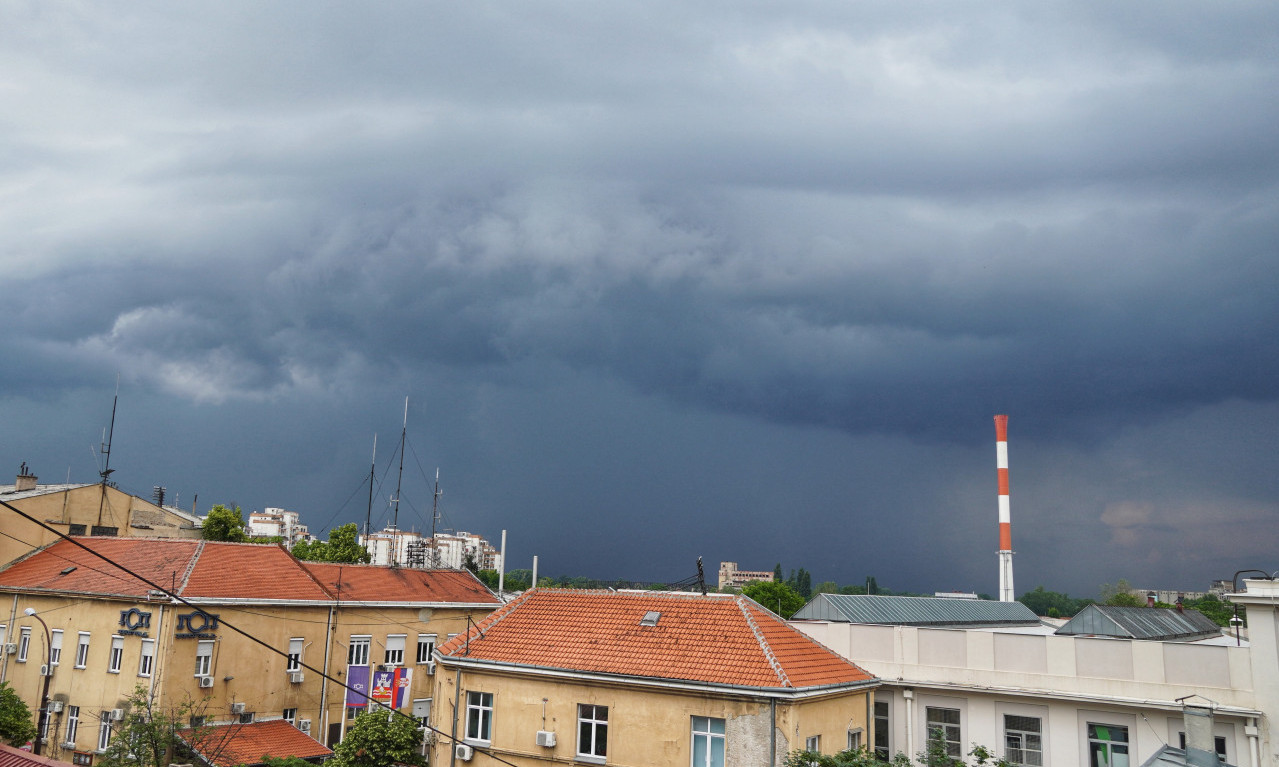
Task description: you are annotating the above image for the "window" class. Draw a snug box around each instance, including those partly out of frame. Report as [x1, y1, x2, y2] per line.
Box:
[75, 632, 91, 668]
[874, 700, 890, 759]
[848, 729, 863, 751]
[806, 735, 822, 753]
[691, 716, 726, 767]
[108, 636, 124, 673]
[68, 524, 87, 536]
[138, 639, 155, 677]
[97, 716, 112, 752]
[416, 634, 436, 664]
[287, 638, 303, 672]
[412, 699, 432, 728]
[384, 634, 406, 666]
[926, 707, 962, 758]
[348, 636, 370, 666]
[238, 712, 253, 724]
[18, 627, 31, 662]
[40, 708, 51, 740]
[346, 706, 362, 720]
[50, 629, 63, 666]
[577, 704, 608, 759]
[0, 624, 6, 647]
[189, 716, 206, 728]
[283, 708, 297, 726]
[195, 640, 213, 677]
[65, 705, 80, 745]
[1087, 723, 1129, 767]
[1176, 733, 1227, 760]
[1004, 715, 1043, 766]
[465, 691, 493, 743]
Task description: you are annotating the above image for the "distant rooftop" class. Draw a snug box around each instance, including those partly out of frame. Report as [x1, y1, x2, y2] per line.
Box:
[177, 718, 331, 767]
[1055, 604, 1222, 642]
[792, 593, 1041, 627]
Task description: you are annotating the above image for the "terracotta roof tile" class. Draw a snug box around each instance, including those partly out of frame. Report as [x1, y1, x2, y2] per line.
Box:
[178, 719, 332, 767]
[303, 562, 500, 604]
[182, 543, 331, 601]
[0, 537, 201, 597]
[437, 589, 875, 690]
[0, 743, 73, 767]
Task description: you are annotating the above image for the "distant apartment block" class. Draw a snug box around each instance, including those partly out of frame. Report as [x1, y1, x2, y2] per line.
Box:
[717, 561, 775, 590]
[361, 528, 501, 571]
[246, 507, 311, 547]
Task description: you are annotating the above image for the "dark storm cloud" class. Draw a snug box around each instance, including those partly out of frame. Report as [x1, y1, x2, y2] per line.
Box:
[2, 1, 1277, 594]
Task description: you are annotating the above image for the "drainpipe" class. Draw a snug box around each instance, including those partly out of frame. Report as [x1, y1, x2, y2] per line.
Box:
[903, 689, 915, 761]
[319, 604, 335, 741]
[450, 668, 462, 767]
[1245, 718, 1259, 767]
[770, 699, 776, 767]
[2, 594, 16, 683]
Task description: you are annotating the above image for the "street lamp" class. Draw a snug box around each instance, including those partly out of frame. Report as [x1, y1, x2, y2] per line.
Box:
[23, 608, 54, 756]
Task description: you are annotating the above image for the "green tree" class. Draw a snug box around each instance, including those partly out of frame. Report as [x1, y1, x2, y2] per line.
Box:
[1183, 594, 1237, 628]
[330, 708, 426, 767]
[774, 563, 784, 582]
[1100, 580, 1143, 607]
[201, 504, 248, 542]
[814, 581, 840, 595]
[742, 580, 806, 618]
[475, 569, 500, 590]
[1018, 586, 1093, 617]
[292, 523, 370, 564]
[99, 685, 204, 767]
[0, 681, 36, 747]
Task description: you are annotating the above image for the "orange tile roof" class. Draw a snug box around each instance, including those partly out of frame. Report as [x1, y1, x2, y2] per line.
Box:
[0, 538, 500, 605]
[178, 718, 332, 767]
[303, 562, 500, 605]
[436, 589, 875, 690]
[0, 743, 74, 767]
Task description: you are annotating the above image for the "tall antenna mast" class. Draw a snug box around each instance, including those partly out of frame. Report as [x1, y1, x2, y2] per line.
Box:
[390, 397, 407, 532]
[994, 414, 1015, 602]
[364, 434, 377, 540]
[430, 468, 441, 567]
[96, 376, 120, 527]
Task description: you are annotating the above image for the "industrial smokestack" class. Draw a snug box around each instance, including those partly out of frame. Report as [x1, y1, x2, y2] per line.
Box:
[995, 415, 1015, 602]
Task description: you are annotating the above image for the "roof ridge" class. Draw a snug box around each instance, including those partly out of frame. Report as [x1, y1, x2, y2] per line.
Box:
[174, 539, 206, 596]
[443, 588, 536, 652]
[736, 596, 791, 688]
[289, 545, 337, 600]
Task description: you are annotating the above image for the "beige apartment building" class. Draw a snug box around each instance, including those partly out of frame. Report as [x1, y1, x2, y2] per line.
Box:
[0, 537, 501, 764]
[431, 589, 879, 766]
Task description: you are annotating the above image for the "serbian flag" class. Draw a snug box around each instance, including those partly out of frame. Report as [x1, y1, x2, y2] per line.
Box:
[392, 667, 412, 709]
[371, 668, 413, 709]
[345, 665, 370, 707]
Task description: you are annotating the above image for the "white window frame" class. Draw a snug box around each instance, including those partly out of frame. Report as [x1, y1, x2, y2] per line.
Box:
[18, 627, 31, 662]
[108, 635, 124, 674]
[287, 638, 304, 672]
[806, 735, 821, 753]
[1087, 723, 1130, 767]
[384, 634, 406, 666]
[577, 704, 608, 760]
[416, 634, 436, 664]
[65, 705, 80, 746]
[874, 697, 892, 759]
[283, 708, 297, 725]
[691, 716, 726, 767]
[465, 691, 493, 743]
[848, 728, 864, 751]
[348, 636, 370, 666]
[75, 632, 91, 668]
[1004, 714, 1044, 767]
[927, 706, 962, 758]
[97, 715, 112, 752]
[50, 629, 63, 666]
[194, 640, 214, 677]
[138, 639, 155, 677]
[412, 699, 432, 728]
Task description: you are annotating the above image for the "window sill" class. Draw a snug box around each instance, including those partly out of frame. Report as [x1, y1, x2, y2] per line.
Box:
[463, 739, 492, 747]
[575, 756, 606, 765]
[107, 670, 120, 674]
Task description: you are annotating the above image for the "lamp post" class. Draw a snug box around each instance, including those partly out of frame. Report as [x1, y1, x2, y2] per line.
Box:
[23, 608, 54, 756]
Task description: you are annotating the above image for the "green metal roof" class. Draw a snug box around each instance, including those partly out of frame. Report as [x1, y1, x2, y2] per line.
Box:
[1055, 604, 1221, 641]
[792, 593, 1041, 627]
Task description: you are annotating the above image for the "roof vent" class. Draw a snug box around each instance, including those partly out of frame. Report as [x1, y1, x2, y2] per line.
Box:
[59, 566, 77, 576]
[640, 611, 661, 626]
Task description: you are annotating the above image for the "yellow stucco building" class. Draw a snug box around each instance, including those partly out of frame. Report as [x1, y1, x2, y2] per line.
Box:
[0, 536, 501, 764]
[431, 589, 879, 767]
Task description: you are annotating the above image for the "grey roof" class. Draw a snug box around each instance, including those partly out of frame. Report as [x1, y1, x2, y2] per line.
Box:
[0, 484, 94, 502]
[792, 593, 1041, 627]
[1055, 604, 1222, 641]
[1140, 745, 1234, 767]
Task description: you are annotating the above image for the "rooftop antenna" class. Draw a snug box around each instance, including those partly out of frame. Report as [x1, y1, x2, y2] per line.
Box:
[96, 376, 120, 527]
[429, 467, 441, 566]
[389, 398, 407, 565]
[364, 433, 377, 541]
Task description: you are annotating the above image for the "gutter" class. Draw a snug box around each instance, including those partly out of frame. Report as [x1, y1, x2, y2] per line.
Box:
[877, 679, 1263, 718]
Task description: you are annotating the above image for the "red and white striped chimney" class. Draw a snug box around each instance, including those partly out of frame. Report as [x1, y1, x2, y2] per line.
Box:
[995, 414, 1015, 602]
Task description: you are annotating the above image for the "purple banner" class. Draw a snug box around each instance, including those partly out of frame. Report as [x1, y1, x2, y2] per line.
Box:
[345, 665, 370, 707]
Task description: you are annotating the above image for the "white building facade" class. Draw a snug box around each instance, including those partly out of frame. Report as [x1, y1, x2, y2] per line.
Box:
[359, 528, 501, 571]
[246, 507, 310, 547]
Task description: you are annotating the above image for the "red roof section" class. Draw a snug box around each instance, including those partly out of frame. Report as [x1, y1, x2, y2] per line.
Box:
[303, 562, 500, 604]
[0, 538, 500, 605]
[0, 537, 200, 597]
[0, 743, 74, 767]
[178, 718, 332, 767]
[437, 589, 875, 690]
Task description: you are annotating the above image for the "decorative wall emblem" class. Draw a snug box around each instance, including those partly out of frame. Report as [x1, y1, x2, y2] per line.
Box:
[119, 608, 152, 636]
[175, 611, 220, 638]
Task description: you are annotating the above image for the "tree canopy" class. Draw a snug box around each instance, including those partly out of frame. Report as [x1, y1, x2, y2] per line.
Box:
[1018, 586, 1094, 618]
[201, 504, 248, 542]
[99, 685, 203, 767]
[0, 681, 36, 747]
[329, 708, 425, 767]
[292, 523, 370, 563]
[742, 580, 806, 618]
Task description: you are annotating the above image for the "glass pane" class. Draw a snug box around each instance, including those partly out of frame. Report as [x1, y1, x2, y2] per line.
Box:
[1112, 747, 1129, 767]
[711, 734, 725, 767]
[1090, 742, 1108, 767]
[598, 724, 607, 756]
[580, 724, 591, 754]
[693, 734, 708, 766]
[710, 717, 725, 735]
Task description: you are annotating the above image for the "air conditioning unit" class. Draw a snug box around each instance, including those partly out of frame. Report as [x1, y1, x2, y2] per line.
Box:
[110, 709, 124, 722]
[40, 664, 50, 677]
[61, 742, 77, 749]
[535, 730, 556, 747]
[377, 664, 394, 673]
[424, 661, 436, 676]
[4, 643, 16, 654]
[454, 743, 474, 761]
[421, 730, 436, 746]
[289, 672, 304, 684]
[298, 719, 311, 734]
[47, 701, 64, 713]
[199, 676, 214, 689]
[230, 703, 246, 715]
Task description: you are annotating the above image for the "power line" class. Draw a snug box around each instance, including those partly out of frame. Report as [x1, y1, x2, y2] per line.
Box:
[0, 498, 517, 767]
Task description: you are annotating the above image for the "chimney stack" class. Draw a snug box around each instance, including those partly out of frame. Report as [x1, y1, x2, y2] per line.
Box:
[994, 416, 1015, 602]
[1183, 704, 1220, 767]
[15, 462, 37, 492]
[1148, 592, 1157, 607]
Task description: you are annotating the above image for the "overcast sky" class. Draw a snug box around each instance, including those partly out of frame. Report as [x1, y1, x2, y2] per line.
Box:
[3, 2, 1276, 597]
